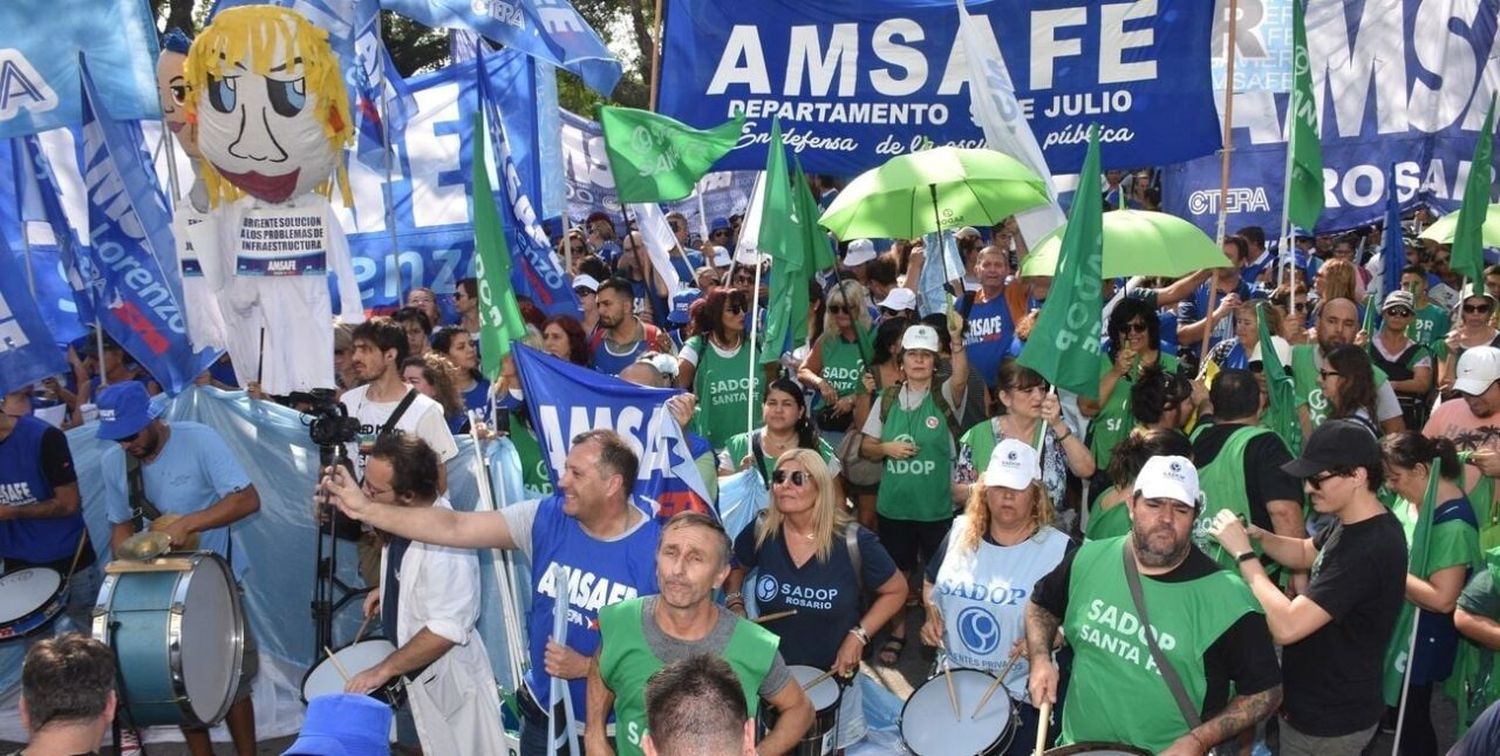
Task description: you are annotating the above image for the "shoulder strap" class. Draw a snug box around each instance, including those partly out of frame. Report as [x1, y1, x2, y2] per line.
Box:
[844, 521, 863, 598]
[126, 454, 163, 529]
[750, 430, 770, 490]
[878, 385, 901, 424]
[377, 389, 419, 440]
[1121, 543, 1203, 729]
[928, 384, 964, 442]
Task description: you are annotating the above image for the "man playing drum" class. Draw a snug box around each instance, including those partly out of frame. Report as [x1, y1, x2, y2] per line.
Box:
[97, 383, 262, 756]
[336, 433, 509, 754]
[584, 513, 813, 756]
[1024, 456, 1281, 755]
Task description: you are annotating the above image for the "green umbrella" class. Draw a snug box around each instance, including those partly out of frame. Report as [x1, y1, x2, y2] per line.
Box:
[1020, 209, 1226, 278]
[1418, 204, 1500, 246]
[817, 146, 1050, 242]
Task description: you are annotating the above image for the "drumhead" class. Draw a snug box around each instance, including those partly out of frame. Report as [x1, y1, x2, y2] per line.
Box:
[900, 669, 1014, 756]
[786, 665, 841, 710]
[0, 569, 62, 624]
[303, 640, 398, 703]
[1043, 744, 1151, 756]
[177, 555, 243, 724]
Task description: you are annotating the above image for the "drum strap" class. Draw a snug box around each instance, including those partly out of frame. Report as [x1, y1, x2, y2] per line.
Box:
[1121, 543, 1203, 730]
[126, 455, 163, 529]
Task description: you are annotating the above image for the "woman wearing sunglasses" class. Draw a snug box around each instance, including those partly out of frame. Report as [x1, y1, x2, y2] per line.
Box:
[721, 378, 842, 496]
[1378, 432, 1480, 756]
[797, 280, 875, 438]
[1368, 290, 1434, 430]
[1439, 293, 1500, 393]
[1317, 344, 1382, 437]
[1202, 302, 1285, 379]
[726, 450, 906, 753]
[677, 287, 763, 449]
[1079, 298, 1178, 471]
[922, 439, 1071, 754]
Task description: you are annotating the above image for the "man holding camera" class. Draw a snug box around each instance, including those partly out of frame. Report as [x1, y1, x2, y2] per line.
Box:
[341, 433, 508, 754]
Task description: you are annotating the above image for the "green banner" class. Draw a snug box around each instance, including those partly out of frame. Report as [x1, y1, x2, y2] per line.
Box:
[471, 112, 527, 379]
[1452, 96, 1495, 285]
[1287, 0, 1325, 231]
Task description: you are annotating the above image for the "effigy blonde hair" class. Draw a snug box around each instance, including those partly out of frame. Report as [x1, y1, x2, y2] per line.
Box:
[183, 6, 353, 207]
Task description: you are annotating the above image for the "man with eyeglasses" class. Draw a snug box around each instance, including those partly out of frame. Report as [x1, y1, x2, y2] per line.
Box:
[708, 217, 735, 250]
[1026, 455, 1281, 755]
[1367, 290, 1435, 429]
[585, 512, 811, 756]
[1290, 297, 1405, 436]
[1207, 420, 1405, 755]
[97, 381, 263, 756]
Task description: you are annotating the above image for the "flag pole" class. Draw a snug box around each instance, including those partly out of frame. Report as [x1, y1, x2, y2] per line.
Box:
[15, 138, 37, 298]
[648, 0, 667, 111]
[747, 254, 763, 440]
[1200, 0, 1239, 362]
[379, 15, 403, 299]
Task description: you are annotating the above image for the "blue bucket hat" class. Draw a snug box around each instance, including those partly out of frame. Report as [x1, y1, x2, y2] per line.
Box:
[282, 694, 392, 756]
[95, 382, 163, 441]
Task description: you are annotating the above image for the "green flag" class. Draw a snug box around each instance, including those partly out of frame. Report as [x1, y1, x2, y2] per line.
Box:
[599, 106, 744, 203]
[1452, 96, 1496, 285]
[759, 118, 806, 364]
[792, 154, 837, 272]
[471, 112, 527, 380]
[1382, 458, 1442, 706]
[1287, 0, 1325, 230]
[1361, 291, 1377, 335]
[1256, 302, 1301, 456]
[1017, 125, 1104, 399]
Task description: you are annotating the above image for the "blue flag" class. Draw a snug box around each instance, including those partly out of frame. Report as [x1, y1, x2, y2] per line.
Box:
[15, 133, 98, 338]
[1382, 162, 1405, 302]
[381, 0, 621, 95]
[475, 49, 578, 317]
[0, 235, 68, 395]
[77, 60, 218, 394]
[513, 345, 714, 520]
[0, 0, 161, 138]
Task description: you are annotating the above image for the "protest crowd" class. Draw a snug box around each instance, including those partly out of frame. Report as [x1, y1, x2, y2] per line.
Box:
[4, 2, 1500, 756]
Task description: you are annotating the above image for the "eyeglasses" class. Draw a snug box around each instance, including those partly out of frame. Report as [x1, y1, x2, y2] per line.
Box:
[827, 305, 848, 315]
[1291, 301, 1309, 313]
[116, 429, 142, 444]
[1318, 369, 1340, 380]
[1121, 322, 1149, 334]
[1307, 470, 1346, 490]
[712, 230, 730, 238]
[1464, 303, 1492, 314]
[574, 288, 595, 297]
[772, 469, 810, 487]
[1385, 308, 1413, 318]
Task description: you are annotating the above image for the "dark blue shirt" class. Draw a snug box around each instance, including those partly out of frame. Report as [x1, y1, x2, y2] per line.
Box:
[381, 536, 412, 642]
[0, 417, 86, 565]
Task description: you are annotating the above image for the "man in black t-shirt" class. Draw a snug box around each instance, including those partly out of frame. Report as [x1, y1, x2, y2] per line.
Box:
[1209, 420, 1407, 755]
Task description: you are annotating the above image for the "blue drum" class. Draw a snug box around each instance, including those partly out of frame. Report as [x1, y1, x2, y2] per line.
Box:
[92, 552, 244, 728]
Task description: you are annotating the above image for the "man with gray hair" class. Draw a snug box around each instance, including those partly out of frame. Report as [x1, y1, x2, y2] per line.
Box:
[586, 512, 812, 756]
[643, 655, 756, 756]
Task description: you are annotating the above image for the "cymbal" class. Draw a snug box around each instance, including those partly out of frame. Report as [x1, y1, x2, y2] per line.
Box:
[149, 514, 200, 550]
[117, 531, 172, 561]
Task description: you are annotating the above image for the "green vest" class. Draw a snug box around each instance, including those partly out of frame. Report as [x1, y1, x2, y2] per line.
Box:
[1290, 344, 1389, 427]
[1192, 425, 1275, 572]
[819, 333, 871, 397]
[598, 598, 778, 756]
[689, 336, 762, 449]
[1450, 548, 1500, 734]
[877, 388, 955, 522]
[1060, 537, 1262, 754]
[1462, 450, 1500, 552]
[1084, 488, 1132, 542]
[1089, 352, 1179, 469]
[723, 430, 837, 482]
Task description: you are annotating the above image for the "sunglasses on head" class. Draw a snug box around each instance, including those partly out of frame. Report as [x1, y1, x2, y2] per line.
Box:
[772, 469, 810, 486]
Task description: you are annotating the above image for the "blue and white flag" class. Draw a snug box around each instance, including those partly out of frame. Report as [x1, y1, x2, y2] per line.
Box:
[917, 231, 965, 317]
[0, 234, 68, 395]
[514, 345, 715, 519]
[475, 49, 578, 317]
[382, 0, 622, 95]
[659, 0, 1219, 174]
[0, 0, 161, 138]
[17, 132, 102, 338]
[77, 61, 218, 394]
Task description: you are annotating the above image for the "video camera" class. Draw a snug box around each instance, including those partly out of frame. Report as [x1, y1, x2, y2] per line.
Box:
[302, 388, 362, 451]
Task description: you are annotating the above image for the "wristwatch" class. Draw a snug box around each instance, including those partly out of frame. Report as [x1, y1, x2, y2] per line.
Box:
[1236, 551, 1259, 564]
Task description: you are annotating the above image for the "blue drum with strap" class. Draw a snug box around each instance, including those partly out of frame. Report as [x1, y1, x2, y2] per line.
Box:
[92, 552, 244, 727]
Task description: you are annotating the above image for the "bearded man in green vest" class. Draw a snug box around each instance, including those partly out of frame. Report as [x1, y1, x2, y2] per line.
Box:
[1293, 297, 1406, 437]
[585, 512, 813, 756]
[1026, 456, 1282, 754]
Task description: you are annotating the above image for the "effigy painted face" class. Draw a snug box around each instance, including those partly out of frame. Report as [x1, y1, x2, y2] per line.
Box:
[156, 48, 201, 161]
[185, 6, 351, 205]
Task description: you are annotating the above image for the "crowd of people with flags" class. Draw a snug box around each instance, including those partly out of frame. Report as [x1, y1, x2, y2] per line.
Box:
[5, 1, 1500, 756]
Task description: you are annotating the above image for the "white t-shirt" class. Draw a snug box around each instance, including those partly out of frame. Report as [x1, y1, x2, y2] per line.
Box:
[341, 383, 459, 478]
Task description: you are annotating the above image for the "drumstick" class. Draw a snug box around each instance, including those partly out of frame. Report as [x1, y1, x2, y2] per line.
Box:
[754, 609, 798, 624]
[801, 668, 837, 690]
[972, 645, 1024, 718]
[354, 612, 374, 644]
[1033, 700, 1052, 756]
[939, 649, 960, 719]
[322, 645, 353, 684]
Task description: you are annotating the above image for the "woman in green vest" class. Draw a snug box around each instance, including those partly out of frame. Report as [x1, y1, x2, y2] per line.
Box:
[1083, 428, 1194, 541]
[858, 319, 967, 666]
[1080, 298, 1178, 470]
[956, 361, 1095, 515]
[1380, 432, 1483, 754]
[722, 378, 841, 497]
[677, 287, 762, 450]
[798, 279, 875, 441]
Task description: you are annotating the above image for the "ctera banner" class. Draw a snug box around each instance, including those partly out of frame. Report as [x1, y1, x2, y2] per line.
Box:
[1163, 0, 1500, 235]
[658, 0, 1220, 175]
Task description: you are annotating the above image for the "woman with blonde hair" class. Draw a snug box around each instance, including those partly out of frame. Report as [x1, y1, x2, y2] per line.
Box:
[921, 439, 1070, 754]
[726, 449, 906, 753]
[1314, 258, 1363, 308]
[798, 279, 876, 439]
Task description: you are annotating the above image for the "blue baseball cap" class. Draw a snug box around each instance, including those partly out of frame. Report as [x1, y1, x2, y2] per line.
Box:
[95, 382, 163, 441]
[282, 694, 392, 756]
[669, 288, 702, 325]
[711, 217, 731, 232]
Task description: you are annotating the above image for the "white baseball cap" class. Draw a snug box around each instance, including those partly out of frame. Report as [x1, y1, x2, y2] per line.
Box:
[877, 287, 917, 313]
[900, 324, 940, 353]
[981, 439, 1041, 490]
[573, 274, 600, 293]
[1454, 346, 1500, 396]
[1247, 335, 1292, 370]
[844, 239, 877, 267]
[1133, 455, 1202, 509]
[711, 246, 732, 267]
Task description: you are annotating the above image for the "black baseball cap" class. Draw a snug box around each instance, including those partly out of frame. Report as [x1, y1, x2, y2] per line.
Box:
[1281, 419, 1381, 478]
